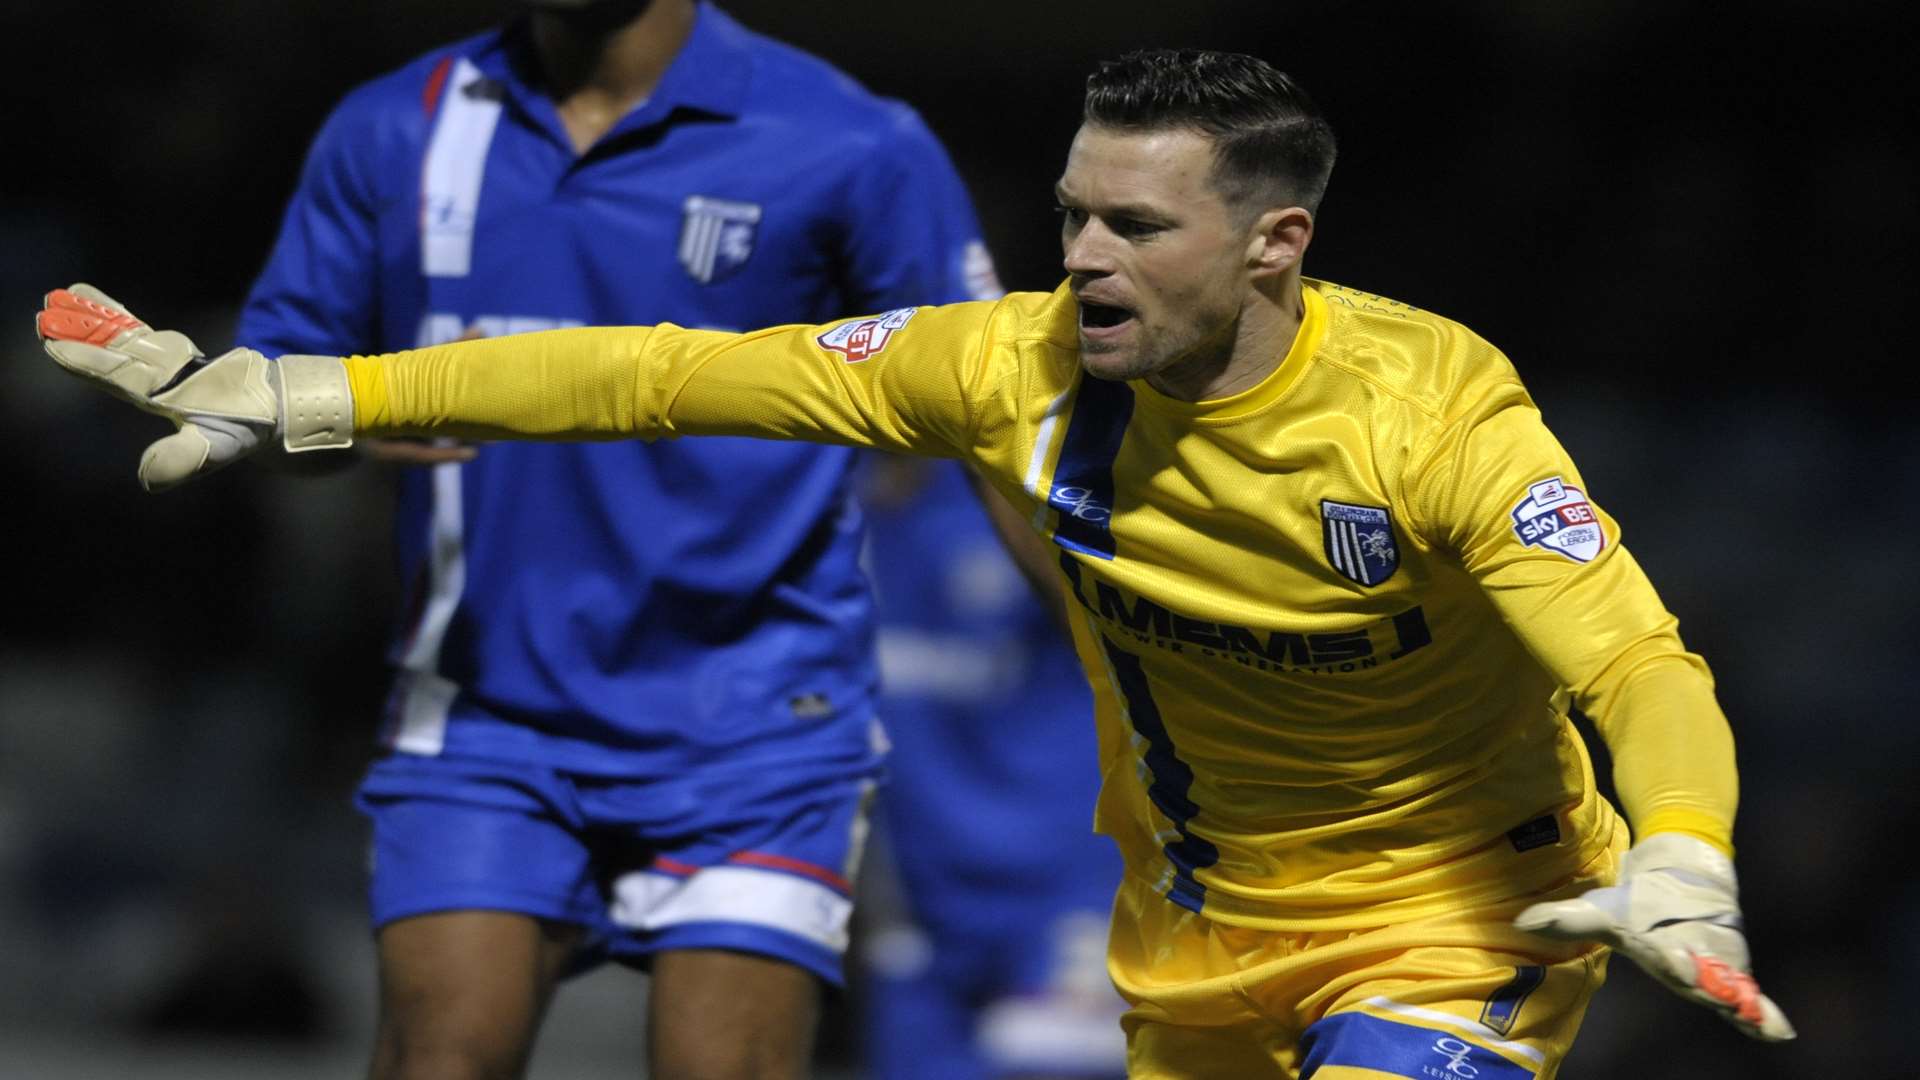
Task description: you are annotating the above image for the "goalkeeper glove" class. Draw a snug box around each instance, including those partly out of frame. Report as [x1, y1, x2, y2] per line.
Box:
[1514, 832, 1794, 1041]
[37, 284, 353, 491]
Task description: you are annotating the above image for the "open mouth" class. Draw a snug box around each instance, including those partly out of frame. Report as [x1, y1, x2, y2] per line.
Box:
[1078, 301, 1134, 330]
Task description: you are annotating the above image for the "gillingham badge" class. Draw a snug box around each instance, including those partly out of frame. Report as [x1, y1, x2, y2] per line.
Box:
[1509, 476, 1606, 562]
[1321, 499, 1399, 586]
[678, 195, 762, 284]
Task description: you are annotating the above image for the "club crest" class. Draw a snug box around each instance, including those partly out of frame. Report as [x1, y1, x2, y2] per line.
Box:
[678, 195, 762, 284]
[1510, 476, 1606, 562]
[1321, 500, 1398, 586]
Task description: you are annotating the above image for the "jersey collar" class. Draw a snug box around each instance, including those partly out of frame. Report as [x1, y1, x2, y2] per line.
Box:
[467, 1, 752, 152]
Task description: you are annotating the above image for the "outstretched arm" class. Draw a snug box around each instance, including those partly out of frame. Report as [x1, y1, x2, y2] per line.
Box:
[39, 285, 1009, 490]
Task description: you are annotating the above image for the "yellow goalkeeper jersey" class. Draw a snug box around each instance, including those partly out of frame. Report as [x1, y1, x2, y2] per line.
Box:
[350, 278, 1739, 930]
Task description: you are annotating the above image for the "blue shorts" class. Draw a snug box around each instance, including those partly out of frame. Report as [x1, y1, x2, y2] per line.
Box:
[356, 751, 875, 985]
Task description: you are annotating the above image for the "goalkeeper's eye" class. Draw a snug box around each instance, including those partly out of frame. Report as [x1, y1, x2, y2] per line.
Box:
[1054, 204, 1089, 227]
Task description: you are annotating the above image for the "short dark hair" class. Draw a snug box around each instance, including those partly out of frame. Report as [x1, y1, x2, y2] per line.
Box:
[1083, 49, 1337, 215]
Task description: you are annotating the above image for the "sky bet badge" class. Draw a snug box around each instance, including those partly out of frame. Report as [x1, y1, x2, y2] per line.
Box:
[1510, 476, 1607, 562]
[816, 308, 917, 362]
[678, 195, 761, 284]
[1321, 500, 1399, 586]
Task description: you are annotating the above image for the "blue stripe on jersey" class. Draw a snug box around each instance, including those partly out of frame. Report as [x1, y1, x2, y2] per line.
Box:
[1099, 635, 1217, 912]
[1299, 1012, 1537, 1080]
[1047, 375, 1133, 560]
[1480, 964, 1546, 1036]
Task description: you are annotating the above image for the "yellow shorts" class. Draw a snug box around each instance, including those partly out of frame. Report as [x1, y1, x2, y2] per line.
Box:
[1107, 833, 1623, 1079]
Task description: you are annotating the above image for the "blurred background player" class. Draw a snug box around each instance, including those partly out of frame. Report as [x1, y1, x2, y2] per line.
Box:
[855, 457, 1126, 1080]
[235, 0, 996, 1076]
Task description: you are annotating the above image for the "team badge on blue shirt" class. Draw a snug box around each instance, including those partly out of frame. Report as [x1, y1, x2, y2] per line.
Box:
[678, 195, 762, 283]
[1322, 499, 1399, 586]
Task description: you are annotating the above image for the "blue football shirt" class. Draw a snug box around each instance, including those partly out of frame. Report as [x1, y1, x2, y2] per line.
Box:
[238, 4, 996, 786]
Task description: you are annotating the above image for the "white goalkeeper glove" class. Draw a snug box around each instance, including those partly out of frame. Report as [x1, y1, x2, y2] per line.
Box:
[1515, 832, 1794, 1041]
[37, 284, 353, 491]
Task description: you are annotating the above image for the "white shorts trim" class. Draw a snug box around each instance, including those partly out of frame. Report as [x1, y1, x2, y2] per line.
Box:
[609, 865, 852, 955]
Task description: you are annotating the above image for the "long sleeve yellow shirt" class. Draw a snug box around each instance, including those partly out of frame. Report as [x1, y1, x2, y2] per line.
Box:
[346, 279, 1737, 929]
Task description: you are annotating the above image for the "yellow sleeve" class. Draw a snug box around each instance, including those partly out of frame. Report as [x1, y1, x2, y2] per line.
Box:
[344, 300, 1009, 458]
[1405, 379, 1737, 853]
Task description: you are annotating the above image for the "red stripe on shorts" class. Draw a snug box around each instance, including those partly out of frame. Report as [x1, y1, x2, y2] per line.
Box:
[727, 851, 850, 893]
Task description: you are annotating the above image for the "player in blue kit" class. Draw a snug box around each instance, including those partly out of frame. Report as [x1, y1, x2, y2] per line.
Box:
[236, 1, 995, 1076]
[856, 457, 1127, 1080]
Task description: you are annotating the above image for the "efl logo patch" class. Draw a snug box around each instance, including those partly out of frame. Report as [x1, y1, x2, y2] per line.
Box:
[678, 195, 762, 284]
[1322, 500, 1399, 586]
[1510, 476, 1606, 563]
[816, 308, 917, 363]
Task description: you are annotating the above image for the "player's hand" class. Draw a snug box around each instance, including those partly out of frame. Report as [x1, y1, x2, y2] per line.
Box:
[37, 284, 353, 490]
[1514, 832, 1794, 1041]
[39, 284, 274, 490]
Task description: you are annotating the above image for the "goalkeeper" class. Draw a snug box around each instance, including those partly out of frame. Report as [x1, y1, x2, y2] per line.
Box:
[41, 49, 1791, 1079]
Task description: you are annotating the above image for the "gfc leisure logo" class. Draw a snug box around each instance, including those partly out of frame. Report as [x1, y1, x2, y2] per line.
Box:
[1049, 485, 1111, 524]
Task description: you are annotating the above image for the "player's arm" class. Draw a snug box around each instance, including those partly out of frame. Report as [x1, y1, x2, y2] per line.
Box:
[1406, 376, 1792, 1042]
[350, 303, 999, 454]
[1409, 382, 1736, 849]
[36, 287, 1005, 489]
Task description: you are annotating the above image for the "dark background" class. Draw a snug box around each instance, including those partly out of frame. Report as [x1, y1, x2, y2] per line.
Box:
[2, 1, 1914, 1076]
